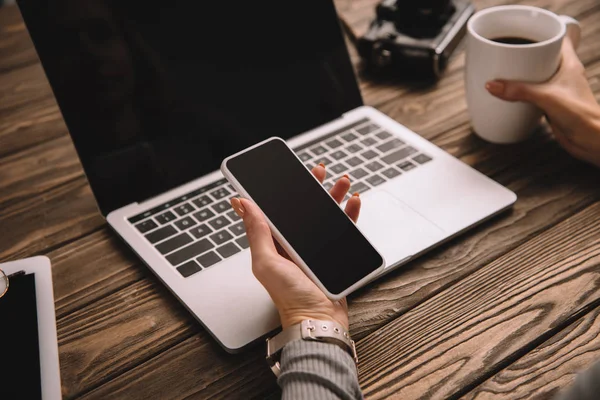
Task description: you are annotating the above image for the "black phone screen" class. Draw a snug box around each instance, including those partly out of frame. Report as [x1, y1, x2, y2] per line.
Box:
[0, 273, 43, 400]
[226, 138, 384, 295]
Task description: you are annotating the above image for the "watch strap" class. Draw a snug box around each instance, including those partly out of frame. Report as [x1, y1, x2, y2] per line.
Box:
[266, 319, 357, 377]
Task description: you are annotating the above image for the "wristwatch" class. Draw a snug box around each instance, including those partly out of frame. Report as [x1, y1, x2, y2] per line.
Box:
[266, 319, 358, 377]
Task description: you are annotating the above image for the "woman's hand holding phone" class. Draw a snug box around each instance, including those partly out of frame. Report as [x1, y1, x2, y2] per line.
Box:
[230, 165, 360, 330]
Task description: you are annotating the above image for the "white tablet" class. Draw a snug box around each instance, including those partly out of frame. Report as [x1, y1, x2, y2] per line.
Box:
[0, 256, 61, 400]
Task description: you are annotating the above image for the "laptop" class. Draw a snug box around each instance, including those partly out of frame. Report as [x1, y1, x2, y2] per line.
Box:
[18, 0, 516, 352]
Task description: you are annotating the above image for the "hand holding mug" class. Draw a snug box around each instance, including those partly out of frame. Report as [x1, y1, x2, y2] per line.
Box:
[486, 38, 600, 168]
[465, 5, 581, 144]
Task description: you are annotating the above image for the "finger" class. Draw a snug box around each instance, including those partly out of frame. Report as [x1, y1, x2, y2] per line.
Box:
[485, 80, 564, 117]
[311, 164, 326, 184]
[231, 198, 278, 261]
[329, 174, 351, 203]
[560, 36, 585, 74]
[344, 193, 361, 223]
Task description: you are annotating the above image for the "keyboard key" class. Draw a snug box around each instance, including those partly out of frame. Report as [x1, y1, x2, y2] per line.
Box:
[356, 124, 379, 135]
[330, 150, 347, 160]
[197, 251, 222, 268]
[381, 167, 402, 179]
[229, 221, 246, 236]
[305, 163, 315, 170]
[361, 150, 378, 160]
[346, 156, 363, 167]
[192, 195, 213, 208]
[350, 182, 370, 194]
[366, 174, 386, 186]
[156, 211, 177, 224]
[377, 138, 405, 154]
[173, 203, 195, 216]
[350, 168, 369, 179]
[298, 152, 313, 162]
[341, 132, 358, 142]
[330, 163, 348, 174]
[346, 144, 362, 153]
[174, 216, 197, 230]
[227, 184, 235, 192]
[413, 153, 433, 164]
[365, 160, 384, 172]
[208, 216, 231, 230]
[135, 219, 158, 234]
[166, 239, 214, 265]
[236, 235, 249, 249]
[176, 261, 202, 278]
[210, 230, 234, 245]
[325, 138, 343, 149]
[310, 145, 328, 155]
[398, 161, 417, 171]
[145, 225, 177, 244]
[210, 187, 230, 199]
[194, 208, 216, 222]
[323, 182, 333, 190]
[226, 210, 241, 222]
[314, 156, 332, 166]
[211, 200, 231, 214]
[361, 137, 378, 147]
[376, 130, 392, 140]
[217, 242, 241, 258]
[189, 224, 213, 239]
[382, 146, 418, 164]
[156, 233, 193, 255]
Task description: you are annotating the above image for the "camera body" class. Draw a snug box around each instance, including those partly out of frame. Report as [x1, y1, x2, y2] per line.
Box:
[357, 0, 475, 80]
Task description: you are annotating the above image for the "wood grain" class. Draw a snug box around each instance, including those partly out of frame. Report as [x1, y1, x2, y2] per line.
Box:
[357, 202, 600, 399]
[0, 5, 39, 72]
[0, 96, 66, 158]
[0, 177, 104, 261]
[462, 308, 600, 399]
[49, 229, 144, 319]
[0, 135, 81, 208]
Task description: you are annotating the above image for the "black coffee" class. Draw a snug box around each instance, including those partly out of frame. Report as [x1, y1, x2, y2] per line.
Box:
[491, 36, 538, 45]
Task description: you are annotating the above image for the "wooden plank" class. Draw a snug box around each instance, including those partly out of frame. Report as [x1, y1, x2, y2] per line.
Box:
[49, 229, 144, 319]
[0, 135, 80, 208]
[356, 202, 600, 399]
[0, 177, 104, 261]
[57, 278, 198, 399]
[462, 307, 600, 399]
[0, 4, 39, 72]
[0, 63, 53, 114]
[0, 96, 66, 158]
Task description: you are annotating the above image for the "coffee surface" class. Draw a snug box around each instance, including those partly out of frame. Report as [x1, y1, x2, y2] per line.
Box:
[490, 36, 538, 45]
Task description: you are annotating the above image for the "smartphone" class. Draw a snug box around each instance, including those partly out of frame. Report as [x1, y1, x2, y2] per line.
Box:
[221, 137, 385, 300]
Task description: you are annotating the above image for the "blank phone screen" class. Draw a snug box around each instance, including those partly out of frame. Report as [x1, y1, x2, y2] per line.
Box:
[226, 138, 383, 295]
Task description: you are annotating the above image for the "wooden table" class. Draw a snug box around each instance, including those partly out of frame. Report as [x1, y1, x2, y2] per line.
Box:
[2, 0, 600, 398]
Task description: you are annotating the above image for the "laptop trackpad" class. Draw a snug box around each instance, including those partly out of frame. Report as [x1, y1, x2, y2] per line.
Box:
[356, 191, 446, 268]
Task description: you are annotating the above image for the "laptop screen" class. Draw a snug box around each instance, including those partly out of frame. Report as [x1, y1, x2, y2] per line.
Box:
[18, 0, 363, 215]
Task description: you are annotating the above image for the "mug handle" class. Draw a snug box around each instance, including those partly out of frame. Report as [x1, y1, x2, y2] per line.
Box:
[558, 15, 581, 49]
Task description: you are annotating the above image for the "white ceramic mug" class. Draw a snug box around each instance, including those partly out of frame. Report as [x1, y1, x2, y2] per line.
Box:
[465, 6, 581, 144]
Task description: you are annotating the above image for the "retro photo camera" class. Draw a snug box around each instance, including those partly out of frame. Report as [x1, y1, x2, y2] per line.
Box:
[357, 0, 475, 80]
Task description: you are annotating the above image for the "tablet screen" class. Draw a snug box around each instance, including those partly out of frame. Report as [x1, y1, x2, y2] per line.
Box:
[0, 272, 43, 399]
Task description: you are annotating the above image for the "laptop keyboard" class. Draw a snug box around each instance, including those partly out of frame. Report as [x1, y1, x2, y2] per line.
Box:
[128, 118, 433, 278]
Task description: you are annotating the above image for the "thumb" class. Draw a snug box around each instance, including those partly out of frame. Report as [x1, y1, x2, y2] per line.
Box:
[485, 80, 563, 116]
[230, 198, 277, 262]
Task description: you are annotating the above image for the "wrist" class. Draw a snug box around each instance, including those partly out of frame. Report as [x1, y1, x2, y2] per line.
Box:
[281, 312, 349, 331]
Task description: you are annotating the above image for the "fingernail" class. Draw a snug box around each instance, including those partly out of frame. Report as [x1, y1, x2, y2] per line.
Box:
[230, 197, 245, 217]
[318, 162, 326, 168]
[485, 81, 505, 95]
[353, 192, 360, 197]
[343, 174, 350, 180]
